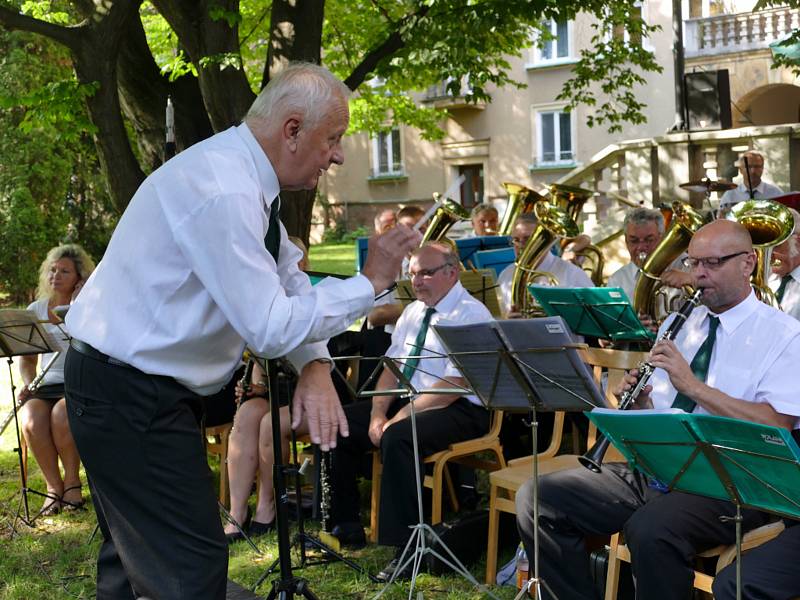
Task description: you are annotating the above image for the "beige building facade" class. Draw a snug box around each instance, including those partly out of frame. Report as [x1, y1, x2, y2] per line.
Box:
[317, 1, 800, 242]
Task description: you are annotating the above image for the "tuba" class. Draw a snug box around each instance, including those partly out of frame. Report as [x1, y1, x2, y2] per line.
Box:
[499, 182, 545, 235]
[420, 196, 470, 245]
[727, 200, 795, 306]
[632, 201, 709, 318]
[549, 183, 606, 284]
[510, 200, 579, 316]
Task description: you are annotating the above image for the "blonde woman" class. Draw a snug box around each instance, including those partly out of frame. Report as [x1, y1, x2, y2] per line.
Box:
[18, 244, 95, 515]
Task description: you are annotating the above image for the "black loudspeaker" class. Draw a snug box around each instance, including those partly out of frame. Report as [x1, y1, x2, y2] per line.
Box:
[684, 69, 732, 131]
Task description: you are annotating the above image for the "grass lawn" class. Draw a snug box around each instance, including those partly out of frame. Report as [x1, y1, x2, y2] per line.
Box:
[308, 242, 357, 276]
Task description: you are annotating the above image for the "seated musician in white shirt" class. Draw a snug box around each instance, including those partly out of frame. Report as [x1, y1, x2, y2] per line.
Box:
[719, 150, 783, 212]
[496, 213, 593, 316]
[516, 220, 800, 600]
[328, 241, 493, 582]
[769, 207, 800, 321]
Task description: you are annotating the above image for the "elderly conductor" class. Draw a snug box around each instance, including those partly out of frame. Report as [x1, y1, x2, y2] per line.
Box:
[64, 63, 419, 600]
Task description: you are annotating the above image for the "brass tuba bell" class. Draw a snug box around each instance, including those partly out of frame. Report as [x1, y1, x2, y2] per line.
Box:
[632, 201, 709, 319]
[420, 196, 470, 245]
[499, 182, 545, 235]
[727, 199, 795, 307]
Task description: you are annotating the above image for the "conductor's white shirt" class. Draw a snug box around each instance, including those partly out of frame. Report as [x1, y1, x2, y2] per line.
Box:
[388, 281, 492, 406]
[496, 252, 593, 315]
[650, 291, 800, 426]
[66, 123, 375, 395]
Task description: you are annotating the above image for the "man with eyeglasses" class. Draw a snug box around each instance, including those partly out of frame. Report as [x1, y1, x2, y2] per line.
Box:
[769, 207, 800, 321]
[497, 213, 593, 316]
[515, 219, 800, 600]
[328, 242, 493, 581]
[719, 150, 783, 212]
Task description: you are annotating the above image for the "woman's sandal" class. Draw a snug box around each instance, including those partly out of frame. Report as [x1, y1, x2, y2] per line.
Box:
[40, 495, 61, 517]
[61, 485, 86, 512]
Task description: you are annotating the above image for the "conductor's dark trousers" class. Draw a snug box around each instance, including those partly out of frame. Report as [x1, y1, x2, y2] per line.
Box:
[64, 344, 227, 600]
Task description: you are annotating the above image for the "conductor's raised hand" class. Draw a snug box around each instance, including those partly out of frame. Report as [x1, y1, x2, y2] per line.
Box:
[361, 225, 421, 294]
[615, 368, 653, 409]
[292, 360, 348, 451]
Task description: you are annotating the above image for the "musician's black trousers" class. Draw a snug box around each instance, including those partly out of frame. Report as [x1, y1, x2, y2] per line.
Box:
[712, 520, 800, 600]
[64, 347, 227, 600]
[516, 463, 770, 600]
[330, 397, 489, 547]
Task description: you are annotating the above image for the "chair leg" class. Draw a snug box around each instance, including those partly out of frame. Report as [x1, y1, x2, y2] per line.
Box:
[604, 534, 622, 600]
[431, 459, 448, 526]
[369, 452, 381, 543]
[219, 431, 230, 507]
[485, 484, 501, 585]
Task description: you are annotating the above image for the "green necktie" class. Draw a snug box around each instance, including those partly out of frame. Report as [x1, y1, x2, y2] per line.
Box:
[776, 274, 793, 305]
[402, 307, 436, 380]
[264, 197, 281, 262]
[671, 315, 720, 412]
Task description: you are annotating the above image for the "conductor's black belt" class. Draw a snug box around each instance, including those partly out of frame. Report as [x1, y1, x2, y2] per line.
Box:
[70, 339, 133, 369]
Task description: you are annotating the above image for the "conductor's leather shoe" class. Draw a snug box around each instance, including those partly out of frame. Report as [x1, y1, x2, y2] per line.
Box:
[330, 522, 367, 549]
[376, 553, 414, 582]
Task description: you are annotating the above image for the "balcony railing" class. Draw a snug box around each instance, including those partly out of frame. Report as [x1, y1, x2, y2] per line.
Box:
[685, 6, 800, 57]
[423, 78, 487, 110]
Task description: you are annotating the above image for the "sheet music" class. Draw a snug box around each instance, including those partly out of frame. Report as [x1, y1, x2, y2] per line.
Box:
[432, 322, 535, 410]
[0, 309, 61, 358]
[493, 317, 606, 411]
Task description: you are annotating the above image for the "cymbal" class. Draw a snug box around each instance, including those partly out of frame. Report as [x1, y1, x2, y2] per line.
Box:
[679, 179, 737, 193]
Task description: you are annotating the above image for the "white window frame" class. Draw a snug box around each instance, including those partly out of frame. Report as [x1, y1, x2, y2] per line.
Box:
[530, 18, 574, 66]
[371, 128, 404, 177]
[532, 104, 576, 167]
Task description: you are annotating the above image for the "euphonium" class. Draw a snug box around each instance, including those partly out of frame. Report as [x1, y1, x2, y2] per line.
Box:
[548, 183, 593, 224]
[632, 201, 708, 318]
[420, 197, 470, 245]
[499, 182, 545, 235]
[727, 200, 795, 307]
[510, 200, 579, 316]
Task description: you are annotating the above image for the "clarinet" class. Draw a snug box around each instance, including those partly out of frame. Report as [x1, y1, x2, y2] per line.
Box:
[579, 288, 703, 473]
[319, 450, 333, 533]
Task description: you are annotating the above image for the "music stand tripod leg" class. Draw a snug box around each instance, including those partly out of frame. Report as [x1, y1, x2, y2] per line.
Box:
[371, 393, 500, 600]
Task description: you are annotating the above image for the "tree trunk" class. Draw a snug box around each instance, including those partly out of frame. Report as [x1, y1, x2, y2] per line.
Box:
[152, 0, 255, 131]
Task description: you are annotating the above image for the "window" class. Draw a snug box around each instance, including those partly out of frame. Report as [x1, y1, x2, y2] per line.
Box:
[535, 109, 574, 165]
[532, 19, 571, 64]
[371, 129, 403, 176]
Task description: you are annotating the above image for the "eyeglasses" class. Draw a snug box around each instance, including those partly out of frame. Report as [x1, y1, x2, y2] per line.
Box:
[682, 251, 750, 270]
[409, 263, 452, 279]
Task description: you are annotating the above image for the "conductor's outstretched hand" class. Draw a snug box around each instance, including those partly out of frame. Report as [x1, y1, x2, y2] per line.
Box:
[361, 225, 421, 294]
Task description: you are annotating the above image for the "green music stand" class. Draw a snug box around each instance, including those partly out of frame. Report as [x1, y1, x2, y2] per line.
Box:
[586, 409, 800, 600]
[529, 285, 654, 342]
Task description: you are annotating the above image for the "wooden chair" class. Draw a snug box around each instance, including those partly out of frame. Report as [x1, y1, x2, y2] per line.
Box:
[604, 520, 786, 599]
[369, 408, 506, 543]
[205, 422, 233, 507]
[484, 347, 648, 584]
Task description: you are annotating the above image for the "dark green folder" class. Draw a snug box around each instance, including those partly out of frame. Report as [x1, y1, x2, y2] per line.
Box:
[306, 270, 349, 286]
[586, 409, 800, 520]
[528, 286, 654, 342]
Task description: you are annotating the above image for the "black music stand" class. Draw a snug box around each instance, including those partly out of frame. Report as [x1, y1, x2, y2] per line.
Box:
[0, 309, 62, 526]
[357, 354, 501, 600]
[433, 316, 607, 600]
[249, 356, 376, 599]
[588, 410, 800, 600]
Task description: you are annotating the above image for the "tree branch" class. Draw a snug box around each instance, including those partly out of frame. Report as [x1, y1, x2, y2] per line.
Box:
[0, 5, 82, 50]
[343, 5, 430, 91]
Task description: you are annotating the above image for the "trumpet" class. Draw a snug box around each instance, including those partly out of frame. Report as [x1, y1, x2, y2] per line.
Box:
[579, 289, 703, 473]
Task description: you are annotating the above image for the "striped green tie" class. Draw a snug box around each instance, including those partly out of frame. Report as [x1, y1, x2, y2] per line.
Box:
[402, 307, 436, 380]
[671, 315, 720, 413]
[776, 274, 792, 305]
